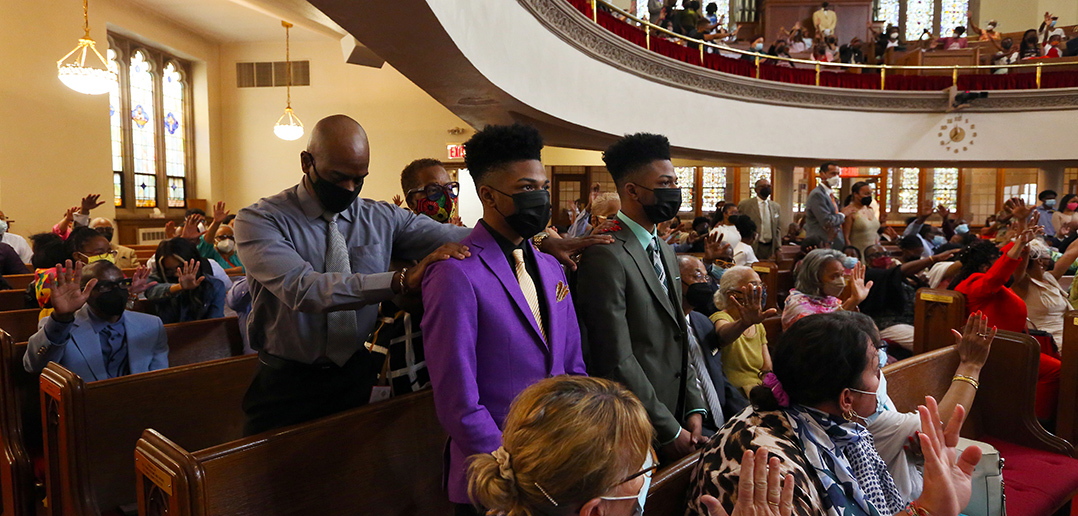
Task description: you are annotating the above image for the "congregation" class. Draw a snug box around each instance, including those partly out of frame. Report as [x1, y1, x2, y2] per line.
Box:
[8, 110, 1078, 516]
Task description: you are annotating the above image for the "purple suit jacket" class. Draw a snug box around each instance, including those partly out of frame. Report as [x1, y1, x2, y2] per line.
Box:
[421, 223, 586, 504]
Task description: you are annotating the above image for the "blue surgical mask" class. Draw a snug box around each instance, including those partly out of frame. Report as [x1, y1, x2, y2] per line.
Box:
[842, 256, 858, 269]
[1046, 199, 1057, 208]
[955, 223, 969, 234]
[932, 235, 946, 246]
[601, 452, 653, 515]
[754, 43, 764, 51]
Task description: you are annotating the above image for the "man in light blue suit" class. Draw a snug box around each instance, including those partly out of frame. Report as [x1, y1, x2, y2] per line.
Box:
[24, 260, 167, 381]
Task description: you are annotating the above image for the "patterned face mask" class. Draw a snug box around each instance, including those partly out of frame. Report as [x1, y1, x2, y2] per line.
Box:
[413, 183, 458, 223]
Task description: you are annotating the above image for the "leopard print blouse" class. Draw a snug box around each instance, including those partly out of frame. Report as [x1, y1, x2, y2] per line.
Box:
[685, 407, 833, 516]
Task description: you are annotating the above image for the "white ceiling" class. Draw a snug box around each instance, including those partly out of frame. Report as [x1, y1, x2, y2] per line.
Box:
[125, 0, 345, 42]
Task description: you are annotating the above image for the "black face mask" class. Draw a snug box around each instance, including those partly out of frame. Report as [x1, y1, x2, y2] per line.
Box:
[684, 281, 717, 310]
[758, 187, 772, 199]
[307, 156, 362, 213]
[91, 289, 128, 317]
[96, 228, 114, 242]
[860, 196, 873, 206]
[636, 186, 682, 224]
[492, 188, 551, 239]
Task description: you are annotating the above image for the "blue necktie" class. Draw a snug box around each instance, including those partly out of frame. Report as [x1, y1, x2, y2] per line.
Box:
[99, 323, 129, 378]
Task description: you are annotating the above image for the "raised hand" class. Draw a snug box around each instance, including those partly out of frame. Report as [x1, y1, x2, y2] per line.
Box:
[954, 311, 994, 369]
[404, 242, 471, 291]
[703, 232, 733, 263]
[62, 206, 78, 223]
[129, 264, 157, 296]
[164, 220, 178, 239]
[449, 215, 464, 227]
[179, 214, 206, 241]
[936, 204, 951, 220]
[913, 396, 981, 516]
[538, 234, 614, 271]
[212, 201, 229, 222]
[177, 259, 205, 291]
[730, 283, 778, 326]
[48, 260, 96, 317]
[849, 262, 874, 304]
[79, 194, 104, 215]
[699, 448, 795, 516]
[391, 194, 404, 207]
[1006, 197, 1032, 220]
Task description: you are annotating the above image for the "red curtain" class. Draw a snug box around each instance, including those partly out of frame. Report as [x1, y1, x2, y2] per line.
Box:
[957, 73, 1037, 90]
[758, 64, 816, 86]
[702, 53, 753, 78]
[651, 37, 701, 66]
[597, 10, 647, 48]
[1041, 70, 1078, 88]
[565, 0, 592, 17]
[820, 71, 881, 90]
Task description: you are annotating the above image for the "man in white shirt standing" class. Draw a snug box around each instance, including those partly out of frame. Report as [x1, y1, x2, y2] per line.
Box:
[738, 179, 782, 260]
[0, 211, 33, 263]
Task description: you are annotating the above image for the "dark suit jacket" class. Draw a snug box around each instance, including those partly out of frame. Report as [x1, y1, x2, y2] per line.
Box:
[688, 310, 749, 428]
[805, 184, 845, 248]
[574, 215, 706, 444]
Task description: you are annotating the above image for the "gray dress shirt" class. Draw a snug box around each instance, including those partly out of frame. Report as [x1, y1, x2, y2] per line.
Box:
[234, 183, 470, 364]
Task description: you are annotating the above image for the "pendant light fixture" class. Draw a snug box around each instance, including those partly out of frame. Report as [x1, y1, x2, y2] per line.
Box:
[273, 21, 304, 141]
[57, 0, 116, 95]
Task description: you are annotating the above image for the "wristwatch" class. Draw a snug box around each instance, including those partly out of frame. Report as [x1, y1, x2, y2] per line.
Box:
[531, 232, 549, 249]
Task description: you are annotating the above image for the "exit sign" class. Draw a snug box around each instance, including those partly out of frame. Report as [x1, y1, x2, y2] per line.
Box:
[447, 144, 466, 160]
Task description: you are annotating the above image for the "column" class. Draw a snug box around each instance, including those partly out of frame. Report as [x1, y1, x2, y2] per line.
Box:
[773, 163, 795, 230]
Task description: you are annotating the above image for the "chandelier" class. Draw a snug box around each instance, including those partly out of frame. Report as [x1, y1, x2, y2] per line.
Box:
[57, 0, 115, 95]
[273, 21, 304, 141]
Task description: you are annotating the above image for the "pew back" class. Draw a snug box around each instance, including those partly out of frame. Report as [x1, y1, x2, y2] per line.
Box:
[0, 290, 28, 312]
[40, 355, 258, 516]
[1057, 311, 1078, 447]
[134, 390, 450, 516]
[751, 262, 778, 310]
[912, 288, 966, 355]
[0, 309, 46, 343]
[0, 335, 40, 516]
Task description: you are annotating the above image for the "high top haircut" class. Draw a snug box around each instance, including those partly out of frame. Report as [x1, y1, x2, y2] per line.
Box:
[463, 124, 544, 186]
[602, 133, 672, 187]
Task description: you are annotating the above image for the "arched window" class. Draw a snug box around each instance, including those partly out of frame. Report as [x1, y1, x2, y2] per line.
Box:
[109, 33, 193, 212]
[701, 167, 727, 212]
[676, 167, 696, 213]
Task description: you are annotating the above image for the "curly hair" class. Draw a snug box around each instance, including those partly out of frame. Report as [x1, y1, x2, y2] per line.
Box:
[602, 133, 671, 186]
[948, 239, 1002, 289]
[463, 124, 543, 185]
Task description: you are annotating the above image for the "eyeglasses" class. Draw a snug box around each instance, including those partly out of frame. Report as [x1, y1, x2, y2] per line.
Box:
[214, 234, 236, 242]
[94, 278, 132, 293]
[406, 182, 460, 201]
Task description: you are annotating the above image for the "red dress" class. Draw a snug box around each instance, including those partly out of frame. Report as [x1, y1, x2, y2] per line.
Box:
[955, 242, 1061, 420]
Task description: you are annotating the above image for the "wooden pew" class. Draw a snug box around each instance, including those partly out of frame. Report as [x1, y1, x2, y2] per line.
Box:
[1056, 311, 1078, 448]
[750, 261, 778, 311]
[40, 355, 258, 516]
[0, 309, 46, 343]
[0, 317, 244, 516]
[645, 453, 698, 513]
[133, 390, 450, 516]
[912, 288, 966, 355]
[0, 290, 28, 312]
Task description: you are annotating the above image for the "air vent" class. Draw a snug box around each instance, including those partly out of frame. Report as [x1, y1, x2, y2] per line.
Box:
[236, 61, 310, 88]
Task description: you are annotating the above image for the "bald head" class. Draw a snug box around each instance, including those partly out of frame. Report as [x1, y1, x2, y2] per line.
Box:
[81, 261, 122, 288]
[301, 115, 370, 194]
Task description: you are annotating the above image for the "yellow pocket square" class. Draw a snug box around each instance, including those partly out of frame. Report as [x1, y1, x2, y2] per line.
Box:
[555, 281, 569, 302]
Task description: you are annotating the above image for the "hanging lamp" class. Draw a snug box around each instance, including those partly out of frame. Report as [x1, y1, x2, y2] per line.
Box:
[273, 21, 304, 141]
[57, 0, 116, 95]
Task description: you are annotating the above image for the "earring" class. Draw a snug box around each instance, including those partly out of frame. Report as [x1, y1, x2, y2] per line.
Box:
[842, 409, 855, 422]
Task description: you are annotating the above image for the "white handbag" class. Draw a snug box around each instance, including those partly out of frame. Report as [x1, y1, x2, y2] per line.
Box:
[957, 438, 1006, 516]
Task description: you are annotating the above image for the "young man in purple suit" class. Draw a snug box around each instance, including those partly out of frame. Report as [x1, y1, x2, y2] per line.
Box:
[421, 124, 587, 515]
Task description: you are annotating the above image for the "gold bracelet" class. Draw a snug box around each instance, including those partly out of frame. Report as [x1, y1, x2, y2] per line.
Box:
[952, 374, 979, 390]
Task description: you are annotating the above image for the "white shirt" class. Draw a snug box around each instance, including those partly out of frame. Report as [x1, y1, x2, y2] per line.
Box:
[733, 242, 758, 266]
[757, 198, 773, 243]
[2, 233, 32, 263]
[709, 224, 742, 249]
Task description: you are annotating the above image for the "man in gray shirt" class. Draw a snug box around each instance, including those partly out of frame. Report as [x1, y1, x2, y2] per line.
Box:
[235, 115, 608, 435]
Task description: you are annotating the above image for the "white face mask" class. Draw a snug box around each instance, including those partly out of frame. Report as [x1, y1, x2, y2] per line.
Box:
[987, 24, 996, 31]
[889, 32, 899, 40]
[215, 239, 236, 254]
[600, 452, 654, 515]
[825, 175, 841, 188]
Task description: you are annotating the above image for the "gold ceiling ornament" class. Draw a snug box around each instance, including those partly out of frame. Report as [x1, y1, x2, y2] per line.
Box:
[57, 0, 116, 95]
[273, 21, 305, 141]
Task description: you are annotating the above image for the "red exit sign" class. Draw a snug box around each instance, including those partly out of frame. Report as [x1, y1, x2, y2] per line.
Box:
[447, 144, 466, 160]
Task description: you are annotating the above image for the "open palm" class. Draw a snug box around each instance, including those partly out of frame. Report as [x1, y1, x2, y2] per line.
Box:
[49, 260, 95, 316]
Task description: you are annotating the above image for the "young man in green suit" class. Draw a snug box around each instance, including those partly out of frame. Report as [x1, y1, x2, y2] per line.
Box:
[574, 133, 707, 463]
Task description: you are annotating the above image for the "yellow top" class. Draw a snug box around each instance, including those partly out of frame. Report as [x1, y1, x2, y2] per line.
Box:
[813, 8, 837, 32]
[710, 310, 768, 395]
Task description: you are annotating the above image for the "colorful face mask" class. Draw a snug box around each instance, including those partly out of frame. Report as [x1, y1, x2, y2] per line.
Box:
[415, 184, 457, 223]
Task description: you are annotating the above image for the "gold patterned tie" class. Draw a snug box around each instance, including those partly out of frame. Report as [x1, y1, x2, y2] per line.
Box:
[512, 249, 546, 342]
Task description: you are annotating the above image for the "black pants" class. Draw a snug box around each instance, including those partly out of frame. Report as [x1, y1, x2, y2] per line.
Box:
[454, 504, 483, 516]
[242, 350, 376, 436]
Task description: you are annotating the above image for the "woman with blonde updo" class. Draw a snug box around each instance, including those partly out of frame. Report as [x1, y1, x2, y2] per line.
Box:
[468, 376, 794, 516]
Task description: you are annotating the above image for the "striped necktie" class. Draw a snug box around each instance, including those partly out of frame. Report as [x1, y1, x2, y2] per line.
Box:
[512, 249, 546, 342]
[686, 324, 723, 425]
[323, 213, 359, 366]
[647, 240, 669, 296]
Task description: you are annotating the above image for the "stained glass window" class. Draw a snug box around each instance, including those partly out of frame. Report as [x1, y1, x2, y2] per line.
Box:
[749, 167, 771, 187]
[885, 168, 893, 212]
[108, 49, 123, 175]
[897, 168, 920, 213]
[933, 168, 958, 211]
[163, 62, 186, 208]
[940, 0, 969, 38]
[135, 173, 156, 208]
[876, 0, 899, 26]
[114, 172, 124, 207]
[701, 167, 727, 212]
[676, 167, 696, 213]
[130, 50, 156, 207]
[905, 0, 934, 41]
